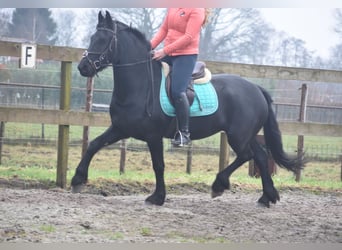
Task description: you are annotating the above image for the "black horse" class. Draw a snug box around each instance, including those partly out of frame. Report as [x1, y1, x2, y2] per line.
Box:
[72, 11, 304, 207]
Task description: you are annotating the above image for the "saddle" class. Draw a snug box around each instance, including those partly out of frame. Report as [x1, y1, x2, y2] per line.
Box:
[163, 61, 212, 106]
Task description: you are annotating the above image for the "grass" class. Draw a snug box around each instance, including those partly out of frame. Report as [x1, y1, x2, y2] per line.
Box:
[0, 143, 341, 194]
[165, 231, 230, 243]
[109, 232, 124, 240]
[140, 227, 153, 237]
[39, 224, 56, 233]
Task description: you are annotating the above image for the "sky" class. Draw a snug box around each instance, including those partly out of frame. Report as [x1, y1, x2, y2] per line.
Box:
[259, 8, 340, 60]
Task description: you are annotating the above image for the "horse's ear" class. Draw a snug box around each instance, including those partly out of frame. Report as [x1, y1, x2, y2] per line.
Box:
[105, 10, 114, 30]
[98, 11, 104, 24]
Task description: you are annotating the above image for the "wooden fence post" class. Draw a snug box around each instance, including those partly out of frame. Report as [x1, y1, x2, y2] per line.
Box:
[340, 154, 342, 182]
[119, 139, 126, 174]
[248, 135, 277, 177]
[0, 121, 4, 165]
[82, 77, 94, 157]
[186, 143, 193, 174]
[41, 88, 45, 140]
[56, 61, 72, 188]
[296, 83, 308, 182]
[219, 131, 229, 172]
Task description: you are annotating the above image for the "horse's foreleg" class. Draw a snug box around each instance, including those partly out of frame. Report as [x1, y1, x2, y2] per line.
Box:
[250, 139, 280, 207]
[145, 138, 166, 206]
[71, 125, 123, 192]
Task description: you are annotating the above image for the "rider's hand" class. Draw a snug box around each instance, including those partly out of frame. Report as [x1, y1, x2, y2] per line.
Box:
[152, 49, 167, 60]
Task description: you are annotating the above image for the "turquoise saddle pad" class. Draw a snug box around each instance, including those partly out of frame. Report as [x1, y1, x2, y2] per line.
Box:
[159, 70, 218, 117]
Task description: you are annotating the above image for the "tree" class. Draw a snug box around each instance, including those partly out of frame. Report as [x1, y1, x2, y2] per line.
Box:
[333, 9, 342, 38]
[51, 8, 103, 48]
[200, 8, 273, 64]
[108, 8, 165, 40]
[7, 8, 57, 45]
[51, 9, 77, 47]
[0, 9, 13, 37]
[328, 44, 342, 69]
[328, 9, 342, 69]
[276, 36, 314, 67]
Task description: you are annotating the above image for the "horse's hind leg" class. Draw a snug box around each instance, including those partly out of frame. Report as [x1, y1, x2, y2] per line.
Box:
[71, 125, 123, 192]
[211, 148, 252, 198]
[250, 139, 280, 207]
[211, 131, 255, 198]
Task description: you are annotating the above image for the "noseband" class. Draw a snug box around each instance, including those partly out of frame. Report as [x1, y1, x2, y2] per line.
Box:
[82, 24, 118, 73]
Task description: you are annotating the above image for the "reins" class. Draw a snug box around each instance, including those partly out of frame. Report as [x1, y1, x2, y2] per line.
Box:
[112, 53, 155, 117]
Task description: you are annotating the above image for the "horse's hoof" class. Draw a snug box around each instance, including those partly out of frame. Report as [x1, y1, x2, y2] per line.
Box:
[145, 193, 165, 206]
[71, 184, 84, 193]
[211, 174, 229, 199]
[211, 191, 224, 199]
[258, 194, 271, 208]
[264, 187, 280, 204]
[144, 200, 157, 206]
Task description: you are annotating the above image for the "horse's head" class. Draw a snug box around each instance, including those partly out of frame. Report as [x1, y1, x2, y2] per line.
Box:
[78, 11, 117, 77]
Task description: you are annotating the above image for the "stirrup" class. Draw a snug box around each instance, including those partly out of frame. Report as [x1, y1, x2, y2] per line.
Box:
[171, 131, 191, 147]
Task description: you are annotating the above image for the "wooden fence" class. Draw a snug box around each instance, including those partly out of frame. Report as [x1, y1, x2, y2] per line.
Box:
[0, 40, 342, 187]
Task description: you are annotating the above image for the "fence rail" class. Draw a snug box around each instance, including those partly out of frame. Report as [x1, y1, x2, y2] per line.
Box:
[0, 107, 341, 137]
[0, 40, 84, 62]
[205, 61, 342, 83]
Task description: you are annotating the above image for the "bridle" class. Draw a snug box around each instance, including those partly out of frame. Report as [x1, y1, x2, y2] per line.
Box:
[82, 25, 118, 75]
[81, 21, 155, 116]
[82, 22, 153, 72]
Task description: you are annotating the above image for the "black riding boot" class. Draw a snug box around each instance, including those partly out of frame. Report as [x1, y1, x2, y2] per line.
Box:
[172, 92, 191, 147]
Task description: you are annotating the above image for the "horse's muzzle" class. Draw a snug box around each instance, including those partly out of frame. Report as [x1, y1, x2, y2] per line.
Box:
[78, 59, 96, 77]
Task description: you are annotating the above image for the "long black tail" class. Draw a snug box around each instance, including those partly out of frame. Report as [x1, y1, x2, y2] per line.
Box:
[259, 87, 305, 173]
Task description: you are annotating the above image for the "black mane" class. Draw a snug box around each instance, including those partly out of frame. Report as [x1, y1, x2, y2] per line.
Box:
[116, 20, 151, 51]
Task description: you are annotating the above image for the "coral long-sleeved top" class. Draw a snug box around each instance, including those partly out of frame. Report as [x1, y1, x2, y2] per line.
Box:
[150, 8, 205, 56]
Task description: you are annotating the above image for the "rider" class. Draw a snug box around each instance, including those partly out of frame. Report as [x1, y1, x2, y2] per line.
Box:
[151, 8, 209, 146]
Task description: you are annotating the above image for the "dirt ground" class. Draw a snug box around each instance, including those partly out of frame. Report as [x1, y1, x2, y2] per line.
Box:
[0, 183, 341, 243]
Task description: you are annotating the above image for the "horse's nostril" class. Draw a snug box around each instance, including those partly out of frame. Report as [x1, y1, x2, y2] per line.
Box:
[78, 62, 88, 74]
[77, 62, 95, 77]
